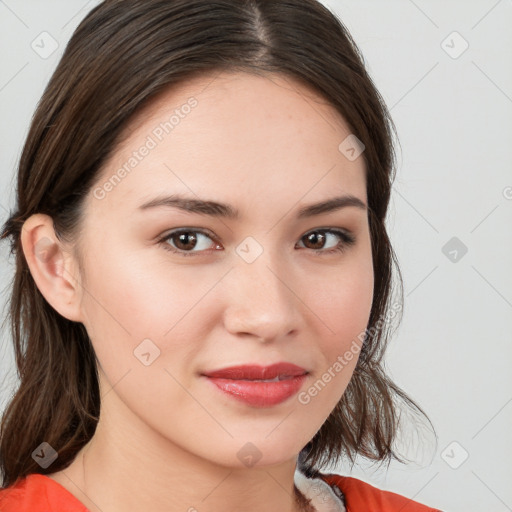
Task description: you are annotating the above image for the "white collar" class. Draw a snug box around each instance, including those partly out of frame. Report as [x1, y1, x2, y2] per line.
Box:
[294, 468, 346, 512]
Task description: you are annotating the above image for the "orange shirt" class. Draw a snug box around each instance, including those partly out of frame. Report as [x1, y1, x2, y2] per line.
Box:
[322, 473, 441, 511]
[0, 471, 441, 511]
[0, 473, 88, 511]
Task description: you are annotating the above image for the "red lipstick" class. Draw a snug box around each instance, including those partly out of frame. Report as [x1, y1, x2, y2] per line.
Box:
[202, 363, 308, 407]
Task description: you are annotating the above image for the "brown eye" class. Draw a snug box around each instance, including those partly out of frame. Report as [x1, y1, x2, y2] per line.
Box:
[160, 229, 219, 256]
[173, 232, 198, 251]
[303, 231, 327, 250]
[158, 227, 355, 258]
[297, 229, 356, 255]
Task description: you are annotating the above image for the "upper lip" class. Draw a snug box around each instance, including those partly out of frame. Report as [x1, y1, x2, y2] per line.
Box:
[202, 362, 308, 380]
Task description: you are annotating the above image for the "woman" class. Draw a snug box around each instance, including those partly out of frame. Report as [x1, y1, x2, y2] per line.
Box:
[0, 0, 440, 510]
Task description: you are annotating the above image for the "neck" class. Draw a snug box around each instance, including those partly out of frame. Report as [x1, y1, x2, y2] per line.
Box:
[50, 376, 314, 512]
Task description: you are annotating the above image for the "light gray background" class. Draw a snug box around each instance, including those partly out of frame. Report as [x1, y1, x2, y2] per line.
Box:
[1, 1, 511, 511]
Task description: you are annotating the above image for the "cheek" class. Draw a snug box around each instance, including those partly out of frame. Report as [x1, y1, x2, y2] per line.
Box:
[296, 275, 372, 423]
[80, 241, 181, 334]
[312, 256, 374, 343]
[77, 245, 219, 378]
[77, 250, 204, 421]
[305, 253, 373, 390]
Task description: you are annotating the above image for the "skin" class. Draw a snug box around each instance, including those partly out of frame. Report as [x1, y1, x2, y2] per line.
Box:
[21, 71, 374, 512]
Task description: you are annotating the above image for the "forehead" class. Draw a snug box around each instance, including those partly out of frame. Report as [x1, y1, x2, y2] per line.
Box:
[90, 71, 367, 218]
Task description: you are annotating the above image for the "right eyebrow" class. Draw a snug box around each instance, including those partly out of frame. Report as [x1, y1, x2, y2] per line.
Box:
[138, 194, 240, 219]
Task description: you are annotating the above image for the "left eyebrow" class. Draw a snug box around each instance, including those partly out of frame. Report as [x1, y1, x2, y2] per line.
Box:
[296, 194, 367, 218]
[137, 193, 367, 219]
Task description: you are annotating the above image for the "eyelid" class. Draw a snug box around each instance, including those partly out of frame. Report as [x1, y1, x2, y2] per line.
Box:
[157, 226, 356, 257]
[158, 228, 220, 256]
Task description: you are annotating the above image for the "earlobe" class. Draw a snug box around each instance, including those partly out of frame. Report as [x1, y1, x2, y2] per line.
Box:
[20, 213, 84, 323]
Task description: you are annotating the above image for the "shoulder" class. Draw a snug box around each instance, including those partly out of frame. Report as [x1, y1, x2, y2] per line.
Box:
[319, 472, 442, 512]
[0, 473, 50, 512]
[0, 473, 88, 512]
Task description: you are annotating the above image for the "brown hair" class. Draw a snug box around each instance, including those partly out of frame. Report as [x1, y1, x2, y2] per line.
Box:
[0, 0, 434, 489]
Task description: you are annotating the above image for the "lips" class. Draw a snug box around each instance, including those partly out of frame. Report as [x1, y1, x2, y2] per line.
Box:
[201, 363, 310, 407]
[202, 362, 308, 380]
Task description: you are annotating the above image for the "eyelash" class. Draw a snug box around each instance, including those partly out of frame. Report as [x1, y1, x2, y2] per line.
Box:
[157, 228, 356, 258]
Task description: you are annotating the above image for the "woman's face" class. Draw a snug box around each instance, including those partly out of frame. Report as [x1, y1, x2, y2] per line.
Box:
[75, 71, 374, 467]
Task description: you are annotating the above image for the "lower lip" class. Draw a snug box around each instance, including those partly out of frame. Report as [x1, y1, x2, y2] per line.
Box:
[203, 375, 308, 407]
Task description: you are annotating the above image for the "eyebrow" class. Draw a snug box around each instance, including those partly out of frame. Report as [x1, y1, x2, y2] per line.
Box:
[138, 193, 367, 219]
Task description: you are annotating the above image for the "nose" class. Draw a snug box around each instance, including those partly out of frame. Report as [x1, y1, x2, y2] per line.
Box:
[222, 250, 303, 343]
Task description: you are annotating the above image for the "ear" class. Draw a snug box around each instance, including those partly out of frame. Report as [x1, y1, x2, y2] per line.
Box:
[20, 213, 84, 323]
